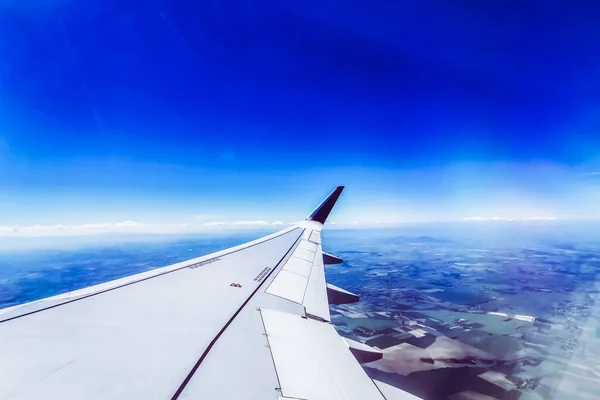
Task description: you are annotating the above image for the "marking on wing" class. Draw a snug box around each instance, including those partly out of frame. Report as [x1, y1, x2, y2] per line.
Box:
[188, 257, 221, 269]
[0, 228, 302, 325]
[253, 267, 273, 282]
[170, 229, 305, 399]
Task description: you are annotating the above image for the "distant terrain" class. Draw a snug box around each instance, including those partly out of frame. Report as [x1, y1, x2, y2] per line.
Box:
[325, 225, 600, 400]
[1, 224, 599, 400]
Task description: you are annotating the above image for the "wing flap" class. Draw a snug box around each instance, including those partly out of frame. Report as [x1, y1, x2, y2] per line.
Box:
[302, 242, 331, 321]
[309, 230, 321, 244]
[265, 228, 330, 321]
[283, 256, 313, 277]
[292, 247, 316, 262]
[265, 270, 308, 304]
[298, 240, 318, 253]
[260, 308, 384, 400]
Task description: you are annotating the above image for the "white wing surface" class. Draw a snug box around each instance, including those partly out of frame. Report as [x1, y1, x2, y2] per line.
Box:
[0, 186, 422, 400]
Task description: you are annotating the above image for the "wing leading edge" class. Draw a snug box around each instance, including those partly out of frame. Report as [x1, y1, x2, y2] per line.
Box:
[0, 187, 422, 400]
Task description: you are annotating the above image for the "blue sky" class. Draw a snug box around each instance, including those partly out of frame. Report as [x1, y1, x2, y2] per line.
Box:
[1, 1, 600, 235]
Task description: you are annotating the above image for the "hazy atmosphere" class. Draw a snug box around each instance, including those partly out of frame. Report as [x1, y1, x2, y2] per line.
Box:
[1, 2, 600, 400]
[2, 1, 600, 233]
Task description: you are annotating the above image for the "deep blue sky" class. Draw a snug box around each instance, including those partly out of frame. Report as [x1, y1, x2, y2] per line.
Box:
[1, 1, 600, 233]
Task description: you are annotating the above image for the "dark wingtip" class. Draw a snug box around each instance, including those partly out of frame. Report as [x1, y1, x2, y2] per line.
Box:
[306, 186, 345, 224]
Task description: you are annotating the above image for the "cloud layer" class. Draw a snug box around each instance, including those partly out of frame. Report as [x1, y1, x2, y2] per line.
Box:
[462, 216, 557, 221]
[0, 220, 288, 237]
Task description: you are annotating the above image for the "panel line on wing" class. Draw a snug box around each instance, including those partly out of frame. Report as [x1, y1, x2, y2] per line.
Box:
[259, 308, 384, 400]
[170, 229, 305, 399]
[298, 240, 318, 253]
[0, 227, 304, 325]
[282, 257, 312, 277]
[266, 242, 319, 305]
[292, 248, 316, 263]
[309, 230, 321, 244]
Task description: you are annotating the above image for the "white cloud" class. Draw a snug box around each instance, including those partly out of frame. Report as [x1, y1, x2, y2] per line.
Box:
[201, 221, 227, 227]
[582, 172, 600, 176]
[0, 220, 292, 237]
[462, 216, 557, 221]
[232, 220, 270, 226]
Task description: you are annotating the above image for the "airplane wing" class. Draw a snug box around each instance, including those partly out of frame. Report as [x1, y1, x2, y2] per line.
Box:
[0, 186, 421, 400]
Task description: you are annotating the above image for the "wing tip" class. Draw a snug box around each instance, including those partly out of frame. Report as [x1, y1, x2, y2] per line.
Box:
[306, 186, 345, 224]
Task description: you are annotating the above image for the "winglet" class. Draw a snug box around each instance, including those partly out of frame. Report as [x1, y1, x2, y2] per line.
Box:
[306, 186, 344, 224]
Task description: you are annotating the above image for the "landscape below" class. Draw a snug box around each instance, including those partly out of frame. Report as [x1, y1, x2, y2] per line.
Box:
[1, 223, 598, 400]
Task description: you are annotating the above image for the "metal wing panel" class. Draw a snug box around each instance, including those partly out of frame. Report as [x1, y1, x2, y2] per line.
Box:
[0, 226, 302, 323]
[260, 308, 385, 400]
[263, 223, 331, 320]
[0, 228, 303, 400]
[265, 270, 309, 304]
[309, 230, 321, 244]
[282, 256, 312, 277]
[302, 242, 331, 321]
[298, 240, 318, 253]
[176, 294, 306, 400]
